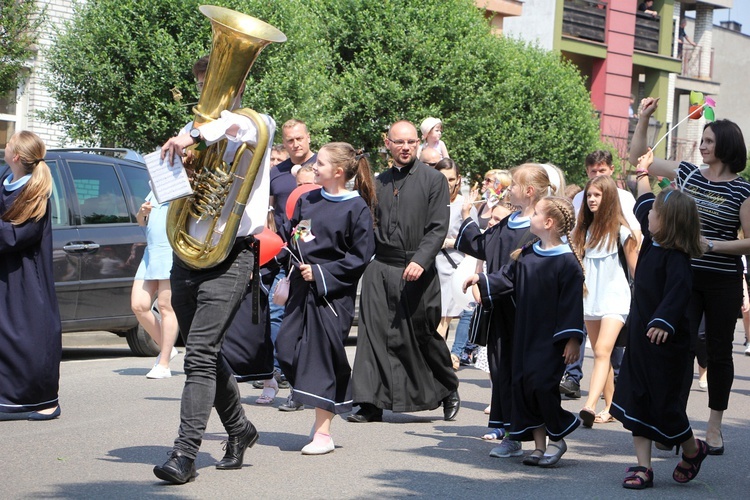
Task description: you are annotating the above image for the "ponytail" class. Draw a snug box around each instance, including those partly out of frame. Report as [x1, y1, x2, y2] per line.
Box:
[2, 131, 52, 225]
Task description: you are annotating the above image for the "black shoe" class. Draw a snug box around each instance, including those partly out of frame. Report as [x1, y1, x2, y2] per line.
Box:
[706, 431, 724, 455]
[442, 391, 460, 421]
[278, 393, 304, 412]
[274, 369, 291, 390]
[153, 451, 196, 484]
[28, 406, 61, 421]
[346, 404, 383, 423]
[559, 377, 581, 399]
[216, 423, 259, 470]
[252, 380, 264, 389]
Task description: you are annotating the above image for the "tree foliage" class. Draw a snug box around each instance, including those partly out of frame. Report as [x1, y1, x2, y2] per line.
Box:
[0, 0, 45, 96]
[42, 0, 600, 182]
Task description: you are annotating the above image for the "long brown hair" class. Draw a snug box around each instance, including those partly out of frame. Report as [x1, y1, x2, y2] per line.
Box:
[572, 176, 630, 254]
[652, 189, 703, 258]
[319, 142, 378, 222]
[2, 131, 52, 224]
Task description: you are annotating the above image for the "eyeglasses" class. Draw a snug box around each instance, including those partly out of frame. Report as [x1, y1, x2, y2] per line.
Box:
[388, 138, 419, 147]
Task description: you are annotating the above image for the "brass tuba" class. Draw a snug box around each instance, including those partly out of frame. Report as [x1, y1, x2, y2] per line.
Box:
[166, 5, 286, 269]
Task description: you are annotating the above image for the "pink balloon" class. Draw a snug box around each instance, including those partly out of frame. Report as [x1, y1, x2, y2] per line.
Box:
[285, 183, 320, 220]
[256, 227, 284, 266]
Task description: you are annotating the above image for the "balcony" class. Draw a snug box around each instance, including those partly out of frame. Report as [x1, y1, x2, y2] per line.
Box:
[634, 12, 660, 54]
[562, 0, 607, 44]
[680, 46, 714, 80]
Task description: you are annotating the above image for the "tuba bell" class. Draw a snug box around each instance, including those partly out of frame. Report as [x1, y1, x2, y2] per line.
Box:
[166, 5, 286, 269]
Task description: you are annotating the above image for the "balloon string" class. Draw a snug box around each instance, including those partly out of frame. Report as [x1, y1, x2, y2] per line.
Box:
[651, 102, 707, 151]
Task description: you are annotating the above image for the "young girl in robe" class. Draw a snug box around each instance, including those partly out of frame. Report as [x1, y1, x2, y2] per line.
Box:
[571, 176, 638, 427]
[275, 142, 376, 455]
[0, 131, 62, 421]
[611, 149, 708, 489]
[455, 164, 556, 457]
[464, 196, 584, 467]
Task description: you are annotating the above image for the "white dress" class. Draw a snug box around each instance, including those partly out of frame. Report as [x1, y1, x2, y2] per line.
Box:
[582, 226, 632, 320]
[436, 194, 470, 316]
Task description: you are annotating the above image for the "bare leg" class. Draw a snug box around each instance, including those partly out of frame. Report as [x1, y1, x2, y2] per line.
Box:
[154, 280, 179, 368]
[623, 436, 653, 487]
[706, 409, 723, 448]
[437, 317, 451, 340]
[131, 279, 159, 342]
[582, 318, 622, 413]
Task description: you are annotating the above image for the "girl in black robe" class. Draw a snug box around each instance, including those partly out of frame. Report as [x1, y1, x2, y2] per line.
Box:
[276, 142, 376, 455]
[455, 164, 553, 455]
[611, 149, 709, 488]
[464, 196, 584, 467]
[0, 131, 62, 421]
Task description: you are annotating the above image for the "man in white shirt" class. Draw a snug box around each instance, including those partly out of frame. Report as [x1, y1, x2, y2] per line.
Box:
[154, 79, 275, 484]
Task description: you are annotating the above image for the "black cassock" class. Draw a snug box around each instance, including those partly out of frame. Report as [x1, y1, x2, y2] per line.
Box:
[485, 243, 584, 441]
[276, 188, 374, 414]
[0, 185, 61, 415]
[456, 212, 532, 429]
[351, 160, 458, 412]
[611, 193, 694, 445]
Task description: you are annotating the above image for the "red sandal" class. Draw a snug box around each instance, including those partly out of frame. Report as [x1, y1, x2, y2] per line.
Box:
[673, 439, 708, 483]
[623, 466, 654, 489]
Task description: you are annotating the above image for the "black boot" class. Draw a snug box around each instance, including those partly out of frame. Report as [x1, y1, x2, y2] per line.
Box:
[216, 423, 259, 470]
[346, 403, 383, 423]
[153, 451, 196, 484]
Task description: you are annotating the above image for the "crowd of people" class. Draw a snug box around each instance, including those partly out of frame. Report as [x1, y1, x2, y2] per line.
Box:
[1, 54, 748, 492]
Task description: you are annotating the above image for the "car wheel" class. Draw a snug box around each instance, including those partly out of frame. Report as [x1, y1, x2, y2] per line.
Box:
[125, 324, 161, 357]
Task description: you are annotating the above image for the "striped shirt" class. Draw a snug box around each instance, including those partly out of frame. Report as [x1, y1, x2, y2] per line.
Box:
[678, 161, 750, 274]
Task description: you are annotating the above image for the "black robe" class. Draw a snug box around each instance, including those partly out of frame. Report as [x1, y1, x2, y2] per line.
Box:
[486, 243, 584, 441]
[611, 193, 694, 445]
[456, 213, 532, 429]
[0, 184, 61, 415]
[276, 188, 375, 414]
[351, 160, 458, 412]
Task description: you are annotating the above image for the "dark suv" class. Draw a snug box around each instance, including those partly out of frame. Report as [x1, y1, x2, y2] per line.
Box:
[0, 148, 160, 356]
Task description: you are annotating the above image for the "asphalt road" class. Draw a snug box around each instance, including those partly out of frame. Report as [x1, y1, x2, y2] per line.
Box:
[2, 324, 750, 499]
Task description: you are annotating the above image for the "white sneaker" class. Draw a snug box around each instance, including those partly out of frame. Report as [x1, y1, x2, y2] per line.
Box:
[146, 365, 172, 379]
[745, 344, 750, 356]
[153, 347, 180, 368]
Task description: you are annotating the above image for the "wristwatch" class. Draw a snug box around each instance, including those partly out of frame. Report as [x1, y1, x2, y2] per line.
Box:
[189, 127, 202, 144]
[707, 240, 714, 252]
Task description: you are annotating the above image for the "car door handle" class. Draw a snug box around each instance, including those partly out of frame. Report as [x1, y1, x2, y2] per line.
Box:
[63, 242, 101, 252]
[63, 243, 87, 252]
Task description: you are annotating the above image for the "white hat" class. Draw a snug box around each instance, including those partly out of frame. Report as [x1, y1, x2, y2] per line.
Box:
[420, 117, 442, 137]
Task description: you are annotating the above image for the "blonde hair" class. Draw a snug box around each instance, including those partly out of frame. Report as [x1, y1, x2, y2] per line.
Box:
[2, 131, 52, 224]
[511, 196, 586, 291]
[510, 164, 551, 206]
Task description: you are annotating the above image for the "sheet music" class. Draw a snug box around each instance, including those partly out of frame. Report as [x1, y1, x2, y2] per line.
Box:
[143, 150, 193, 204]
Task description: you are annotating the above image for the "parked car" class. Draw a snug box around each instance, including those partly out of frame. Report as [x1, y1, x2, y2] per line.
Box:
[0, 148, 161, 356]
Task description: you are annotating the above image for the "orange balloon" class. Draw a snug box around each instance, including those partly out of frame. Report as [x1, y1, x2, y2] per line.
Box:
[285, 183, 320, 220]
[688, 104, 704, 120]
[255, 227, 284, 266]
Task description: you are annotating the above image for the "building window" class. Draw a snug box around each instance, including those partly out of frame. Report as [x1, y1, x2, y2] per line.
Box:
[0, 88, 18, 148]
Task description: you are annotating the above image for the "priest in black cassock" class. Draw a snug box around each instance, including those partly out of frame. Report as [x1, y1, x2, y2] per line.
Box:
[348, 120, 460, 423]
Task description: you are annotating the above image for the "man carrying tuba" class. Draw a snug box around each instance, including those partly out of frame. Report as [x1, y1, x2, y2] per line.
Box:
[153, 7, 285, 485]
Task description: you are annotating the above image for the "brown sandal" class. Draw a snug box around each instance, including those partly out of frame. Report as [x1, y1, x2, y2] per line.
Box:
[594, 411, 615, 424]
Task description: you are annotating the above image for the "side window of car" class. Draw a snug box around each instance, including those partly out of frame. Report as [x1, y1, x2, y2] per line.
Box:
[68, 160, 130, 224]
[119, 164, 151, 219]
[46, 160, 69, 227]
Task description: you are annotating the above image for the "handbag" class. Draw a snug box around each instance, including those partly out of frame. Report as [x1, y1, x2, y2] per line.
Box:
[468, 303, 492, 347]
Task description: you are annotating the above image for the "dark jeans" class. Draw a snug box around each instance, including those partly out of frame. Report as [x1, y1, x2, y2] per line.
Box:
[170, 241, 254, 459]
[686, 270, 742, 411]
[267, 268, 286, 371]
[450, 307, 474, 357]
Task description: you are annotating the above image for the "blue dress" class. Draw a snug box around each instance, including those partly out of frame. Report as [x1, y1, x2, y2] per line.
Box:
[0, 175, 62, 414]
[134, 192, 172, 280]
